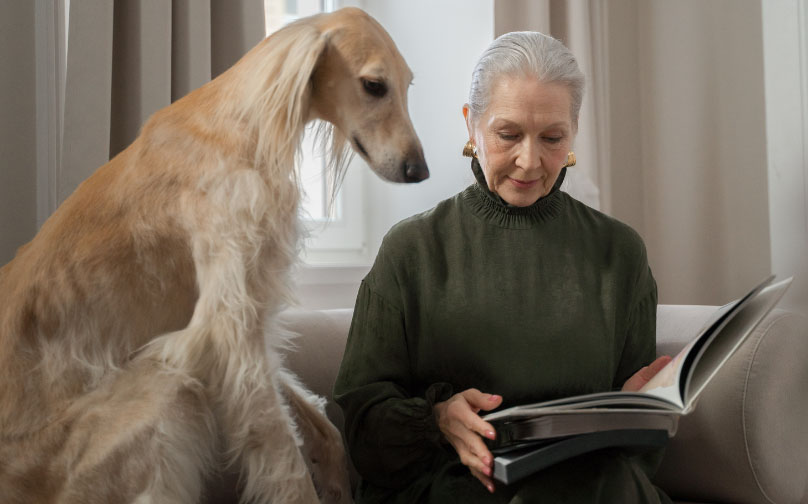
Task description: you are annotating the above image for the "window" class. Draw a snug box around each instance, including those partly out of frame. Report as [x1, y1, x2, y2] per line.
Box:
[264, 0, 368, 266]
[265, 0, 328, 36]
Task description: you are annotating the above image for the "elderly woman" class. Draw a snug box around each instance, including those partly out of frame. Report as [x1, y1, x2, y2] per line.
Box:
[334, 32, 672, 503]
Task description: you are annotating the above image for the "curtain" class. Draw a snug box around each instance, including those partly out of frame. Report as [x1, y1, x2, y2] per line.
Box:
[58, 0, 265, 204]
[494, 0, 606, 212]
[494, 0, 775, 308]
[0, 2, 38, 265]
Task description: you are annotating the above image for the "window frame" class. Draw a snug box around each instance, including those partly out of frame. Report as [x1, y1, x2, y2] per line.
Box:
[265, 0, 369, 266]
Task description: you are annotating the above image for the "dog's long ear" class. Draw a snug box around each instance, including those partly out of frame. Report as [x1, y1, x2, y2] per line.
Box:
[228, 21, 329, 174]
[306, 26, 355, 211]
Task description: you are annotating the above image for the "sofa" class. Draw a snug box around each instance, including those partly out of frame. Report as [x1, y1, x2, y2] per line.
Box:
[277, 305, 808, 504]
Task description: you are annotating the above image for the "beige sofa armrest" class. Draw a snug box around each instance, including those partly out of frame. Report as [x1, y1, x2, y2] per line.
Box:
[653, 307, 808, 504]
[277, 308, 353, 433]
[276, 308, 358, 488]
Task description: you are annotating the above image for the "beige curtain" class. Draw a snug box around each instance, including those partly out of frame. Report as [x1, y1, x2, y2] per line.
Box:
[494, 0, 606, 212]
[0, 2, 38, 265]
[610, 0, 771, 307]
[58, 0, 265, 204]
[494, 0, 775, 308]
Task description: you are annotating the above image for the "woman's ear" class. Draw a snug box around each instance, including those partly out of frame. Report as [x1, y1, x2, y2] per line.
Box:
[462, 104, 473, 140]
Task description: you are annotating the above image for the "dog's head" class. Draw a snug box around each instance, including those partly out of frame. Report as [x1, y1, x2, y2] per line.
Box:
[308, 8, 428, 183]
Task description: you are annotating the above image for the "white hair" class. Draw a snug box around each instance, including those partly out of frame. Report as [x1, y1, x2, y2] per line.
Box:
[468, 31, 585, 129]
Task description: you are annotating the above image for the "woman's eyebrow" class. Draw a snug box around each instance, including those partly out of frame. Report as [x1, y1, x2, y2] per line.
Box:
[489, 118, 520, 128]
[489, 118, 568, 130]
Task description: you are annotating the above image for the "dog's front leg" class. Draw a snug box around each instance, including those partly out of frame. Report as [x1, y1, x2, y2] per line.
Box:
[163, 170, 318, 504]
[278, 369, 352, 504]
[150, 320, 320, 504]
[170, 169, 319, 503]
[214, 344, 320, 504]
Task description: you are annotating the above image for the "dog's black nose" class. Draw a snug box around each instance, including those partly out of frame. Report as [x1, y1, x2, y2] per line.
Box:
[403, 161, 429, 183]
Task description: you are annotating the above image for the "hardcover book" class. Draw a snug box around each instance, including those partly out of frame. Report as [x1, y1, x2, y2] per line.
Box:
[483, 275, 793, 484]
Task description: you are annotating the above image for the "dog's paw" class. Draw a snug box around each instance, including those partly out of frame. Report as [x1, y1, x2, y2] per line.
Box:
[307, 442, 352, 504]
[317, 484, 352, 504]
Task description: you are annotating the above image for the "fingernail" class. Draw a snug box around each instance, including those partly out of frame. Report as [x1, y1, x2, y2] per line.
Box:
[489, 394, 501, 401]
[486, 430, 496, 439]
[488, 484, 495, 493]
[484, 466, 491, 476]
[482, 456, 491, 466]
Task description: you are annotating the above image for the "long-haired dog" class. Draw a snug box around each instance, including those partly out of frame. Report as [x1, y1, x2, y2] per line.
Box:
[0, 7, 427, 503]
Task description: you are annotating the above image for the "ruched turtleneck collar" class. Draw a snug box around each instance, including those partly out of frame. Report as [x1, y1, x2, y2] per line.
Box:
[461, 158, 566, 229]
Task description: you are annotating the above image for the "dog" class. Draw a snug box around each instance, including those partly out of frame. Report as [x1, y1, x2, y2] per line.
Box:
[0, 7, 427, 503]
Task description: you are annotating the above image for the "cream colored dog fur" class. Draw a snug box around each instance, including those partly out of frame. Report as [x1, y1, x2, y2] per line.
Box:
[0, 8, 426, 504]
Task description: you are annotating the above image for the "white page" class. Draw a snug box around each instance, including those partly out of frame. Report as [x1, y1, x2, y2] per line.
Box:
[683, 277, 792, 409]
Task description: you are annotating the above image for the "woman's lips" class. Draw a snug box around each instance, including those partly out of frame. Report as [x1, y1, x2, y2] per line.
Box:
[508, 176, 539, 189]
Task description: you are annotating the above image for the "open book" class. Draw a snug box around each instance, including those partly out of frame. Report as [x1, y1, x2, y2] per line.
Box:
[483, 275, 792, 484]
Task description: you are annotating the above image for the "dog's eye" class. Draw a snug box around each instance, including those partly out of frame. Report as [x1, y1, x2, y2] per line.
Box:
[362, 79, 387, 98]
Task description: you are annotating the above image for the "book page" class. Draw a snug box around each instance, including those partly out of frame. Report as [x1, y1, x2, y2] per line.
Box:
[637, 340, 694, 409]
[639, 275, 777, 408]
[486, 411, 679, 449]
[638, 299, 740, 407]
[482, 391, 680, 422]
[683, 277, 792, 409]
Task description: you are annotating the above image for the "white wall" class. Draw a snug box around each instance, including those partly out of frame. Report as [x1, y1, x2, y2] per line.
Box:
[762, 0, 808, 317]
[0, 1, 38, 265]
[295, 0, 495, 308]
[359, 0, 494, 258]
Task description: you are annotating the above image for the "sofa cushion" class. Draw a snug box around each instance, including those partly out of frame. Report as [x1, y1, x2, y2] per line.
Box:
[278, 308, 354, 435]
[653, 307, 808, 504]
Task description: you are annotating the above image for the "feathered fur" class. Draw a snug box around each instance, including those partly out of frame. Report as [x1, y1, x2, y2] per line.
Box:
[0, 8, 426, 504]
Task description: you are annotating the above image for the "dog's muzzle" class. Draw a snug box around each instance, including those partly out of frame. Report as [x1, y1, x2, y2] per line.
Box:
[403, 162, 429, 183]
[402, 151, 429, 183]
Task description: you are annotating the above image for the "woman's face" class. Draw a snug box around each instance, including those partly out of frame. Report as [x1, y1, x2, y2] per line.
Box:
[465, 75, 575, 207]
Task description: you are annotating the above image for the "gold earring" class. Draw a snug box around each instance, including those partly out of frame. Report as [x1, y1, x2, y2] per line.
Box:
[462, 140, 477, 159]
[563, 151, 576, 168]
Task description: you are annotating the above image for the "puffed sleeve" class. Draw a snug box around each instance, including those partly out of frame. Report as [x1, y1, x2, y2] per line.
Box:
[612, 248, 659, 390]
[610, 247, 667, 483]
[333, 280, 453, 489]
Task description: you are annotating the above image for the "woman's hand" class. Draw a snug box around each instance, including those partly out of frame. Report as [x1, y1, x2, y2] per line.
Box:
[433, 388, 503, 493]
[621, 355, 672, 392]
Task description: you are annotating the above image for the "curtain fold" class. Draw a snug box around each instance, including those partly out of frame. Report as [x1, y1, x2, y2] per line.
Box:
[109, 0, 172, 158]
[171, 0, 213, 101]
[494, 0, 776, 308]
[494, 0, 605, 211]
[60, 0, 113, 203]
[59, 0, 265, 204]
[210, 0, 265, 79]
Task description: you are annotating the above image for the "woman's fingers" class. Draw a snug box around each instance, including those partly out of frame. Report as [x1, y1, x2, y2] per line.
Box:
[457, 442, 492, 478]
[462, 405, 498, 441]
[647, 355, 673, 375]
[434, 388, 504, 487]
[445, 418, 493, 474]
[440, 389, 500, 441]
[470, 467, 496, 493]
[462, 388, 503, 413]
[622, 355, 674, 391]
[459, 389, 501, 440]
[458, 425, 493, 469]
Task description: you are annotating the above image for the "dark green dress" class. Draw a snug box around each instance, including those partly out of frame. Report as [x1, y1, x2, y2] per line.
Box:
[334, 161, 672, 503]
